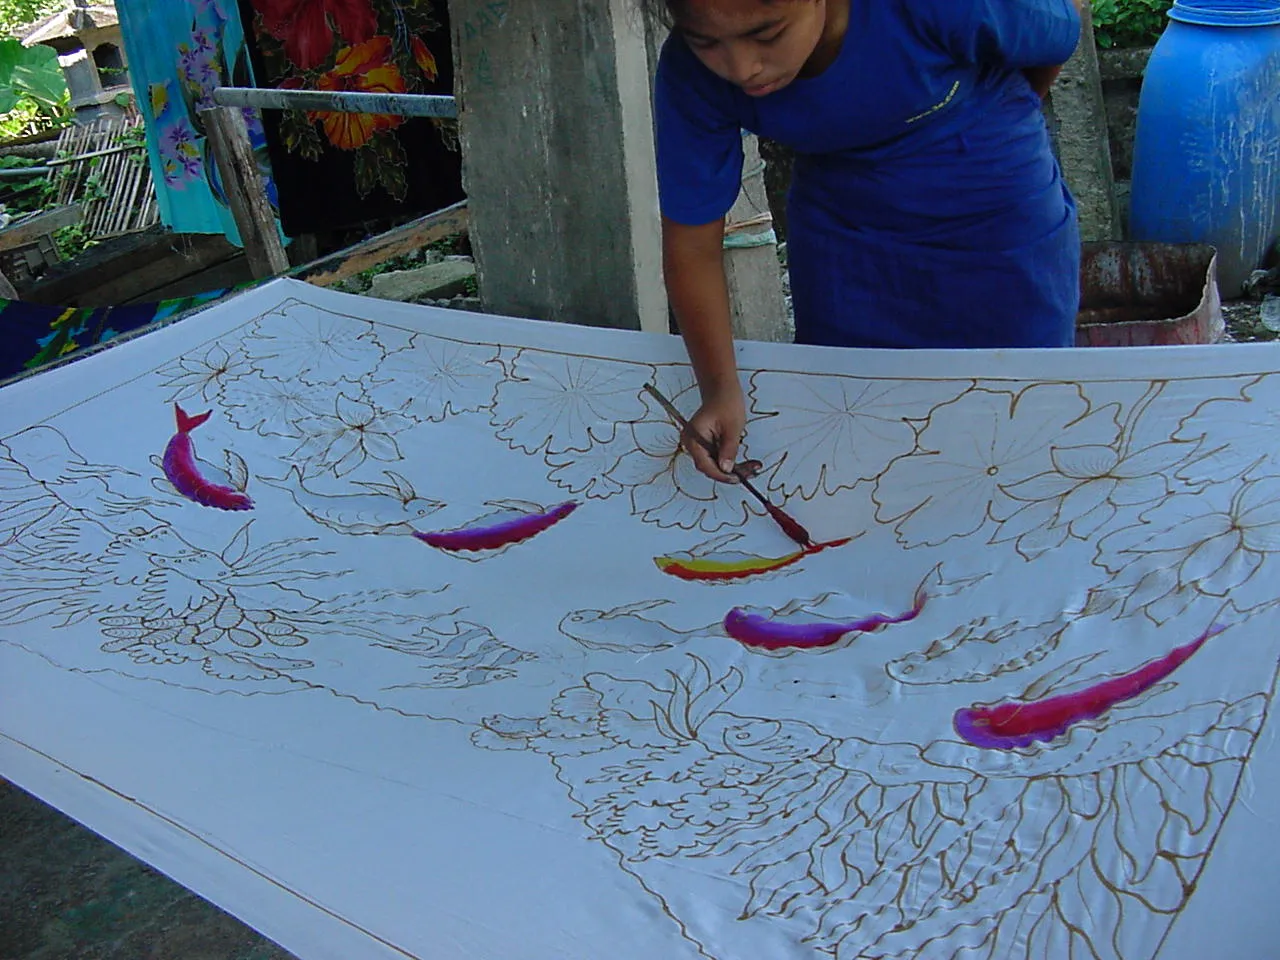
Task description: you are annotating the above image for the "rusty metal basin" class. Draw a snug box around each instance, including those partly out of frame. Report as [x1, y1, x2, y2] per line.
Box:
[1076, 241, 1223, 347]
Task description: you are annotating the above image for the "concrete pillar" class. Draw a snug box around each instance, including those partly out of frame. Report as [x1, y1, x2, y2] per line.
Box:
[1045, 4, 1120, 242]
[451, 0, 666, 332]
[724, 133, 791, 342]
[58, 45, 102, 106]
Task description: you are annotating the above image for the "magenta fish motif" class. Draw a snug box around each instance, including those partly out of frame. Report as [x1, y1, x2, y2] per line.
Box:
[162, 404, 253, 511]
[953, 623, 1224, 750]
[723, 589, 927, 652]
[414, 500, 578, 553]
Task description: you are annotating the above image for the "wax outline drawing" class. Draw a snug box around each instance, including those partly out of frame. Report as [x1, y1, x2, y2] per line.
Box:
[4, 281, 1280, 960]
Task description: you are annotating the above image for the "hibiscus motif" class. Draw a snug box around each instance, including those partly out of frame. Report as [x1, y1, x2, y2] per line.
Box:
[874, 384, 1117, 548]
[292, 393, 413, 477]
[253, 0, 378, 71]
[1088, 475, 1280, 622]
[311, 37, 407, 150]
[993, 438, 1197, 558]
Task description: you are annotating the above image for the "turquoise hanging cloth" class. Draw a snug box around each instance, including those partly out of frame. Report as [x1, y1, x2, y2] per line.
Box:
[115, 0, 280, 242]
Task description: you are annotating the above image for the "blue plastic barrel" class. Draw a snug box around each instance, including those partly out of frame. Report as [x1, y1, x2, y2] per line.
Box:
[1129, 0, 1280, 296]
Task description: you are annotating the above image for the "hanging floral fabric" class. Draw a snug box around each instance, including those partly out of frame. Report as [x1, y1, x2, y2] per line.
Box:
[234, 0, 464, 235]
[115, 0, 279, 241]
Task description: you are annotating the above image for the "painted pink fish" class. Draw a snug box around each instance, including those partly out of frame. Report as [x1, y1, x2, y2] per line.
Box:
[723, 589, 927, 652]
[414, 500, 578, 553]
[953, 623, 1225, 750]
[162, 404, 254, 512]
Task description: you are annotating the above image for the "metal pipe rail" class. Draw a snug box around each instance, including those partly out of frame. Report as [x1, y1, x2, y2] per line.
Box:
[212, 87, 458, 119]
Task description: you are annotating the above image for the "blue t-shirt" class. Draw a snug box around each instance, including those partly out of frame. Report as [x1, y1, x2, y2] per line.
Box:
[654, 0, 1083, 349]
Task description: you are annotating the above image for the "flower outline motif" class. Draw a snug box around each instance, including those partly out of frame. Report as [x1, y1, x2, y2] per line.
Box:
[157, 344, 253, 403]
[292, 393, 413, 477]
[608, 416, 753, 531]
[1174, 373, 1280, 484]
[749, 372, 969, 500]
[1089, 475, 1280, 623]
[993, 438, 1199, 558]
[375, 336, 505, 423]
[245, 301, 387, 385]
[492, 351, 653, 456]
[873, 384, 1118, 548]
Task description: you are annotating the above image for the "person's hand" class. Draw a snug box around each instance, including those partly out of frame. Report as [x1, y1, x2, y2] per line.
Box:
[682, 384, 758, 483]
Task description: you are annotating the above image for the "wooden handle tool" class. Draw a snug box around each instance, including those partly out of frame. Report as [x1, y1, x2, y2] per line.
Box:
[642, 383, 816, 550]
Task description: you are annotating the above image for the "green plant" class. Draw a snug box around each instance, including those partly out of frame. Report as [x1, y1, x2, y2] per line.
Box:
[0, 0, 63, 37]
[52, 222, 95, 260]
[0, 154, 54, 214]
[1091, 0, 1173, 49]
[0, 38, 70, 138]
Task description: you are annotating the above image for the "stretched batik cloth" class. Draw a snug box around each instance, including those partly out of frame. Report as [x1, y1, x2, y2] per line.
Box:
[0, 287, 239, 382]
[234, 0, 464, 235]
[115, 0, 279, 241]
[2, 279, 1279, 959]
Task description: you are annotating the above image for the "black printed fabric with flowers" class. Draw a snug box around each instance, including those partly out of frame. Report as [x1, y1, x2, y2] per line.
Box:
[234, 0, 464, 233]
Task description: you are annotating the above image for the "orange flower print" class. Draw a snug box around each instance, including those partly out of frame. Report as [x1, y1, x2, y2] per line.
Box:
[311, 36, 407, 150]
[411, 36, 439, 83]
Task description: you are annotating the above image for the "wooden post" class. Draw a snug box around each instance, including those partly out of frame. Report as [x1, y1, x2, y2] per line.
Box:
[723, 134, 791, 342]
[198, 106, 289, 279]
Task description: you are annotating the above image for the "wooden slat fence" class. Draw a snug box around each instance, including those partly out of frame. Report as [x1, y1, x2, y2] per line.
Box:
[49, 113, 159, 239]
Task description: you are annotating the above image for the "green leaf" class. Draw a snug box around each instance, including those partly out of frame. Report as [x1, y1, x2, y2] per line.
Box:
[352, 148, 379, 198]
[279, 108, 325, 162]
[369, 132, 409, 200]
[0, 39, 68, 113]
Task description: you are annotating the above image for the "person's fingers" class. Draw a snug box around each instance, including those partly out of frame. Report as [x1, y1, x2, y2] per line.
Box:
[682, 421, 737, 483]
[735, 458, 763, 480]
[717, 427, 740, 477]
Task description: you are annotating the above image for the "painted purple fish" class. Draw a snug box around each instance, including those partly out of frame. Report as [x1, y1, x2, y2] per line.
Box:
[162, 404, 253, 511]
[723, 589, 927, 652]
[414, 500, 578, 553]
[953, 623, 1224, 750]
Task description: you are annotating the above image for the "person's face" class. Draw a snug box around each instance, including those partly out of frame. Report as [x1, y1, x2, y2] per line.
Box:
[671, 0, 828, 97]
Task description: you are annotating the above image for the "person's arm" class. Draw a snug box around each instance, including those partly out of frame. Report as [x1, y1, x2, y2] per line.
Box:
[662, 215, 745, 483]
[1022, 0, 1086, 96]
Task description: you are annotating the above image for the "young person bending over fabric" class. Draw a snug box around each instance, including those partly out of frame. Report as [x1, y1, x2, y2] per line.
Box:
[649, 0, 1084, 481]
